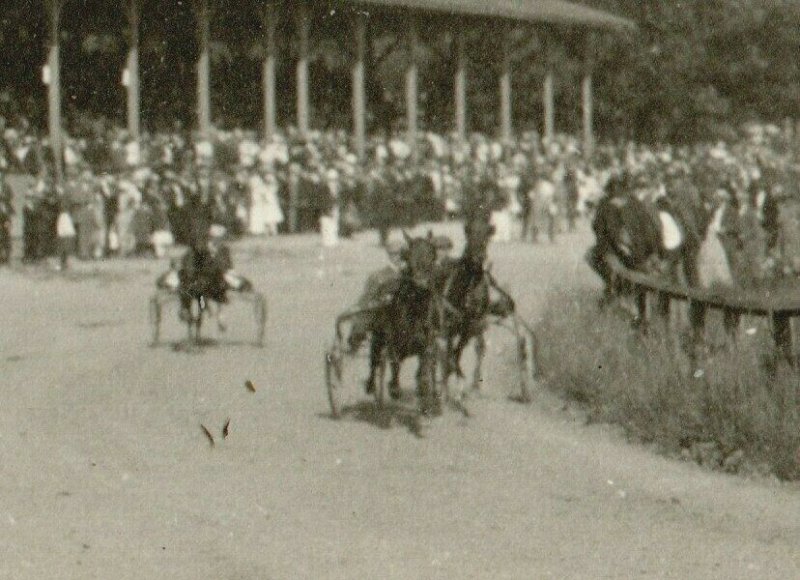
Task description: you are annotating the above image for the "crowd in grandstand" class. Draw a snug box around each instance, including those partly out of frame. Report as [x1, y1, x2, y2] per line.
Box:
[0, 110, 798, 287]
[0, 117, 601, 263]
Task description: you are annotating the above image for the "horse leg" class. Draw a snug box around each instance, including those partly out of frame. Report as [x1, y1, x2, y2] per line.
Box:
[183, 297, 196, 344]
[388, 360, 401, 400]
[440, 335, 455, 404]
[365, 334, 383, 395]
[472, 332, 486, 393]
[194, 298, 204, 344]
[214, 301, 227, 333]
[185, 316, 194, 345]
[586, 246, 613, 306]
[415, 350, 436, 416]
[449, 335, 470, 400]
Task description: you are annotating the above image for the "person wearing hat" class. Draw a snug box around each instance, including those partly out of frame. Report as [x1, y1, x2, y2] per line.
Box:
[347, 239, 408, 352]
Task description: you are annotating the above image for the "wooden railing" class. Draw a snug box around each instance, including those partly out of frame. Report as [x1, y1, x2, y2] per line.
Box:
[606, 256, 800, 362]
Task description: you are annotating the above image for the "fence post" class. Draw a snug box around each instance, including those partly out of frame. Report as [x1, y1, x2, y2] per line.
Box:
[689, 300, 707, 358]
[656, 291, 670, 326]
[723, 308, 740, 341]
[772, 312, 794, 364]
[634, 287, 647, 330]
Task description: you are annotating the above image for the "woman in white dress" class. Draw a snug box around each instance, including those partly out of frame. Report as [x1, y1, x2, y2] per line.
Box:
[247, 170, 268, 235]
[262, 172, 284, 236]
[697, 197, 734, 289]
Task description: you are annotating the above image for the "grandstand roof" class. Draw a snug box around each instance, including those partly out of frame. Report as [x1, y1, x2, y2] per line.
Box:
[348, 0, 636, 30]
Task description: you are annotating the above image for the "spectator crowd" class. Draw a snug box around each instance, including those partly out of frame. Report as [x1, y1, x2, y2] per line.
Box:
[0, 118, 601, 265]
[0, 111, 799, 287]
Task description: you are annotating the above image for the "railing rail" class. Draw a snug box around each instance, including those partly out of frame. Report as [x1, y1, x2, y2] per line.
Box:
[606, 256, 797, 362]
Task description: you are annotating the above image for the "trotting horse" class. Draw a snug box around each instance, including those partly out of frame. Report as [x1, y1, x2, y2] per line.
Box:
[177, 245, 229, 345]
[365, 232, 443, 422]
[437, 215, 514, 400]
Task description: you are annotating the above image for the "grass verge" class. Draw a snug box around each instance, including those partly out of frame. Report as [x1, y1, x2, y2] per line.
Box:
[536, 291, 800, 481]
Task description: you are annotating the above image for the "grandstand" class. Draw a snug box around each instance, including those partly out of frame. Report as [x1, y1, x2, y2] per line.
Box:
[31, 0, 633, 180]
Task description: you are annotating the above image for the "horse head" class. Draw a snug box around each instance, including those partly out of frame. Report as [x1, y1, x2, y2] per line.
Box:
[402, 233, 438, 290]
[464, 214, 495, 263]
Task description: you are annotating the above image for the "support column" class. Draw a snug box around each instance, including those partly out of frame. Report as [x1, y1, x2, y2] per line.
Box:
[405, 16, 419, 157]
[582, 32, 595, 159]
[46, 0, 63, 183]
[454, 25, 467, 141]
[262, 2, 278, 138]
[351, 13, 367, 160]
[296, 0, 310, 136]
[542, 31, 555, 142]
[500, 25, 513, 143]
[196, 0, 212, 138]
[126, 0, 141, 141]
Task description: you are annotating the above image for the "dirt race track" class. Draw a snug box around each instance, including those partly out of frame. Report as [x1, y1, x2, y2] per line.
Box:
[1, 223, 798, 579]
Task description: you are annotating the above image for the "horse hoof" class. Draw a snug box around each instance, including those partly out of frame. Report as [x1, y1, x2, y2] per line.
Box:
[414, 414, 433, 437]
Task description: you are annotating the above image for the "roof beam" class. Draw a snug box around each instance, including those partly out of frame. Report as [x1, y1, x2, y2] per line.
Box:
[345, 0, 635, 31]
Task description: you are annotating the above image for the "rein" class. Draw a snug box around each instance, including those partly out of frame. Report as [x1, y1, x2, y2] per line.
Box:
[485, 270, 535, 335]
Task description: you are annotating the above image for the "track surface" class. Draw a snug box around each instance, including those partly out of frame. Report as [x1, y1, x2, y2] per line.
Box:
[1, 224, 798, 579]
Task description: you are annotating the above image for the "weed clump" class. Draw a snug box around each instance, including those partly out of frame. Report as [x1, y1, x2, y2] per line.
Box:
[536, 291, 800, 481]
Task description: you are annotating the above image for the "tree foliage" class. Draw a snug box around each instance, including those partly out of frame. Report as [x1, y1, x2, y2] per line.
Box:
[1, 0, 799, 143]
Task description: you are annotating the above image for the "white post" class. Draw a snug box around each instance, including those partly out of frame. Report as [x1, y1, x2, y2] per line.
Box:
[405, 16, 419, 158]
[454, 25, 467, 141]
[500, 26, 513, 143]
[582, 32, 595, 159]
[126, 0, 141, 141]
[46, 0, 63, 183]
[296, 1, 310, 136]
[262, 2, 278, 138]
[196, 0, 212, 138]
[352, 13, 367, 160]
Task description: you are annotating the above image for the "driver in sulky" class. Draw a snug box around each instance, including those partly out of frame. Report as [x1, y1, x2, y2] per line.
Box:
[157, 223, 251, 332]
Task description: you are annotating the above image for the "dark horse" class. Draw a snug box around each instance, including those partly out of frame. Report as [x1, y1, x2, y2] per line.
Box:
[587, 173, 708, 301]
[177, 242, 229, 344]
[365, 232, 442, 420]
[437, 215, 514, 400]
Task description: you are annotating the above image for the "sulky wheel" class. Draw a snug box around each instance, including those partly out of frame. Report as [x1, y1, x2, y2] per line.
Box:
[149, 295, 162, 347]
[253, 293, 268, 347]
[325, 344, 345, 419]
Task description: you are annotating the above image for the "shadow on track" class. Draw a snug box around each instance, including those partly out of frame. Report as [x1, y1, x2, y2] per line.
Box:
[320, 391, 429, 437]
